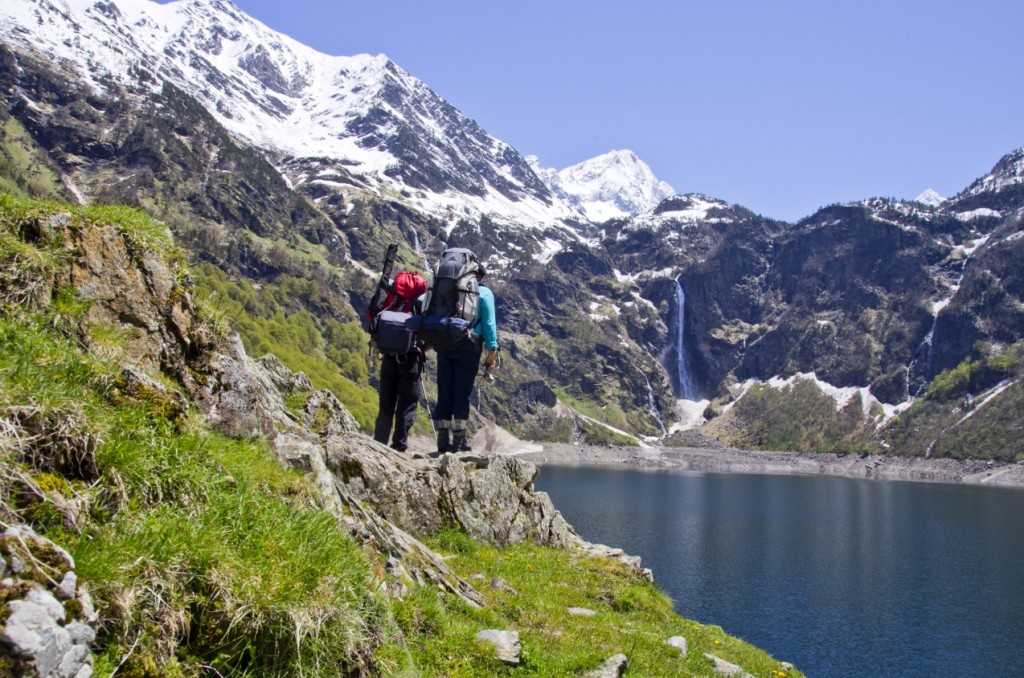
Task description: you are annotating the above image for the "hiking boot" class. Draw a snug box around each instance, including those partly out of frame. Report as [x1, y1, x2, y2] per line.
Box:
[436, 429, 450, 455]
[451, 433, 472, 453]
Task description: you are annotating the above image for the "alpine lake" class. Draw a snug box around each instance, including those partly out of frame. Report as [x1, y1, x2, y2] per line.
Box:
[533, 465, 1024, 678]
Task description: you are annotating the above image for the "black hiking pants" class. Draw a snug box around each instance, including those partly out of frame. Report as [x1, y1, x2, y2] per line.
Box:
[374, 351, 424, 452]
[432, 346, 482, 423]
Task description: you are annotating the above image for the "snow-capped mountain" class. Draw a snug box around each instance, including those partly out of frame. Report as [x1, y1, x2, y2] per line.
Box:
[3, 0, 1023, 458]
[0, 0, 580, 227]
[914, 188, 945, 207]
[1, 0, 679, 236]
[529, 150, 676, 222]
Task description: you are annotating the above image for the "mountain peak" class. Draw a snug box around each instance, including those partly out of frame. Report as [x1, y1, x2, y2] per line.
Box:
[533, 149, 676, 222]
[915, 188, 946, 207]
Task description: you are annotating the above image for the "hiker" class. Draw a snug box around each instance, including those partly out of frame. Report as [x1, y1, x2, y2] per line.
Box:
[370, 269, 428, 452]
[432, 263, 499, 455]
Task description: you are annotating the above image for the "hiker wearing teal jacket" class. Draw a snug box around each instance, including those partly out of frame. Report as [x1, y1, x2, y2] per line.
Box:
[475, 283, 499, 352]
[432, 266, 499, 455]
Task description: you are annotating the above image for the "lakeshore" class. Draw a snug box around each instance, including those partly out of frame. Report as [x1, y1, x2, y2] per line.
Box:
[403, 422, 1024, 489]
[407, 422, 1024, 488]
[516, 442, 1024, 489]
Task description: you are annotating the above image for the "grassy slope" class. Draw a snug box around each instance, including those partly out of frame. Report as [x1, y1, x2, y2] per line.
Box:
[0, 194, 802, 676]
[882, 344, 1024, 461]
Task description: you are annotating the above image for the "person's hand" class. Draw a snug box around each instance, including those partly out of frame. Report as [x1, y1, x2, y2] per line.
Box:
[482, 348, 499, 373]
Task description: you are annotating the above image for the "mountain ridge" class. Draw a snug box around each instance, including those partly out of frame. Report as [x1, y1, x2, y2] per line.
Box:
[2, 0, 1022, 459]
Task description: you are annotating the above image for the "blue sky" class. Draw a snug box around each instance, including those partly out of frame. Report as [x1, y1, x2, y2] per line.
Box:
[222, 0, 1021, 222]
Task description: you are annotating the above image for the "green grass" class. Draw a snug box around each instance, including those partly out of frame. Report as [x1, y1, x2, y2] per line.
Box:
[0, 195, 390, 674]
[554, 389, 638, 445]
[704, 379, 879, 455]
[0, 115, 69, 200]
[0, 311, 388, 676]
[416, 529, 801, 676]
[883, 342, 1024, 460]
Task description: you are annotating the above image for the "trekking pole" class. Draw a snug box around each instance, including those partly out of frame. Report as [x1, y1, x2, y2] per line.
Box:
[420, 355, 436, 434]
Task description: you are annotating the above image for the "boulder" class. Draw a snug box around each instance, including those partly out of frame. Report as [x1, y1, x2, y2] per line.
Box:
[475, 629, 520, 665]
[324, 435, 581, 548]
[0, 526, 96, 678]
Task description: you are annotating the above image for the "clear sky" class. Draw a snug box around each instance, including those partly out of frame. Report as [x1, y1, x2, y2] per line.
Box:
[213, 0, 1021, 222]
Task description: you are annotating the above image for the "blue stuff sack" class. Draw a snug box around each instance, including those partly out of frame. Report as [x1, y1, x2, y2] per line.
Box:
[412, 315, 479, 352]
[374, 310, 416, 355]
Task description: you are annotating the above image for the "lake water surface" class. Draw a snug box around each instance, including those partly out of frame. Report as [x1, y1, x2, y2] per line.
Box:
[533, 466, 1024, 678]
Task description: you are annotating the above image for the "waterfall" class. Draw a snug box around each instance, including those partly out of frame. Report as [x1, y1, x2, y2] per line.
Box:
[906, 234, 989, 398]
[411, 230, 429, 271]
[644, 375, 668, 435]
[906, 308, 942, 398]
[671, 276, 698, 400]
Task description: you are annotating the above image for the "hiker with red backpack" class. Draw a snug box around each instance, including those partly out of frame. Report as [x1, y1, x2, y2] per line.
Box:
[367, 246, 429, 452]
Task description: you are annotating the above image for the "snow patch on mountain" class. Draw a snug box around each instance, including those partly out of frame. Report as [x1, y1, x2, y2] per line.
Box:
[528, 150, 675, 222]
[615, 194, 731, 243]
[728, 373, 885, 419]
[961, 147, 1024, 198]
[954, 208, 1002, 222]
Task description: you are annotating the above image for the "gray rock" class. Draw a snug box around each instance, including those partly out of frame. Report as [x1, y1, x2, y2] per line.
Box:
[489, 577, 517, 594]
[66, 622, 96, 646]
[0, 527, 96, 678]
[76, 588, 97, 623]
[325, 436, 581, 549]
[704, 653, 755, 677]
[453, 453, 490, 468]
[255, 354, 313, 394]
[199, 336, 266, 437]
[26, 587, 65, 622]
[476, 629, 520, 664]
[568, 606, 597, 617]
[302, 389, 359, 436]
[578, 542, 649, 578]
[57, 644, 93, 678]
[2, 598, 72, 675]
[666, 635, 688, 656]
[273, 432, 346, 517]
[55, 571, 78, 601]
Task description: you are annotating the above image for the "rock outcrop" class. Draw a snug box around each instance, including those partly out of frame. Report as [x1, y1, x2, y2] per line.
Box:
[0, 525, 97, 678]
